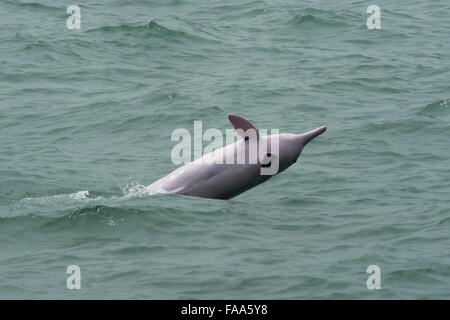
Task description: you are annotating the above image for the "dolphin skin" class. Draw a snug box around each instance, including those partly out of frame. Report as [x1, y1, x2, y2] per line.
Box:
[147, 115, 326, 199]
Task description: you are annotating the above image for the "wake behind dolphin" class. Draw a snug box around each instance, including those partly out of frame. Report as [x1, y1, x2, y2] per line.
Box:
[147, 114, 326, 199]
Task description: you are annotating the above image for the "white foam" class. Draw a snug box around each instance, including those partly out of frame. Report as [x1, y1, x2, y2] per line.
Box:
[17, 182, 164, 207]
[19, 190, 92, 206]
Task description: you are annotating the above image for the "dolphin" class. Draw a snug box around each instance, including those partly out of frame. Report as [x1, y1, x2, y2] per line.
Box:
[147, 114, 326, 199]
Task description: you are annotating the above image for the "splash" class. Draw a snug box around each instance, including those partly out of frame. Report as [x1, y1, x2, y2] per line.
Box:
[19, 190, 92, 206]
[421, 99, 450, 120]
[16, 182, 163, 207]
[121, 182, 156, 198]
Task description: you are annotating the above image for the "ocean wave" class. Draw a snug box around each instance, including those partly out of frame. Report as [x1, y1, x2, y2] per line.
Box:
[13, 182, 160, 210]
[420, 99, 450, 120]
[19, 190, 94, 205]
[5, 1, 63, 13]
[287, 8, 354, 28]
[86, 20, 217, 44]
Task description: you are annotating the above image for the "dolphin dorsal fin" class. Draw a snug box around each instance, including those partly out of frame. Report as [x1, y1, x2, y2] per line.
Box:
[228, 114, 259, 139]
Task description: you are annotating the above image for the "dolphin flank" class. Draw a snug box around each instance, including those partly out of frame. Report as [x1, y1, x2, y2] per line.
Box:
[147, 114, 326, 199]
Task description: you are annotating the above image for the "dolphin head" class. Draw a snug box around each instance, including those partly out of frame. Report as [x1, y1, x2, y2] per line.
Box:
[228, 114, 326, 176]
[272, 126, 327, 173]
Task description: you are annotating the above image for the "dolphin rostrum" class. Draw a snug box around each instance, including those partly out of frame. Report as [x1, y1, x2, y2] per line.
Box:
[147, 114, 326, 199]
